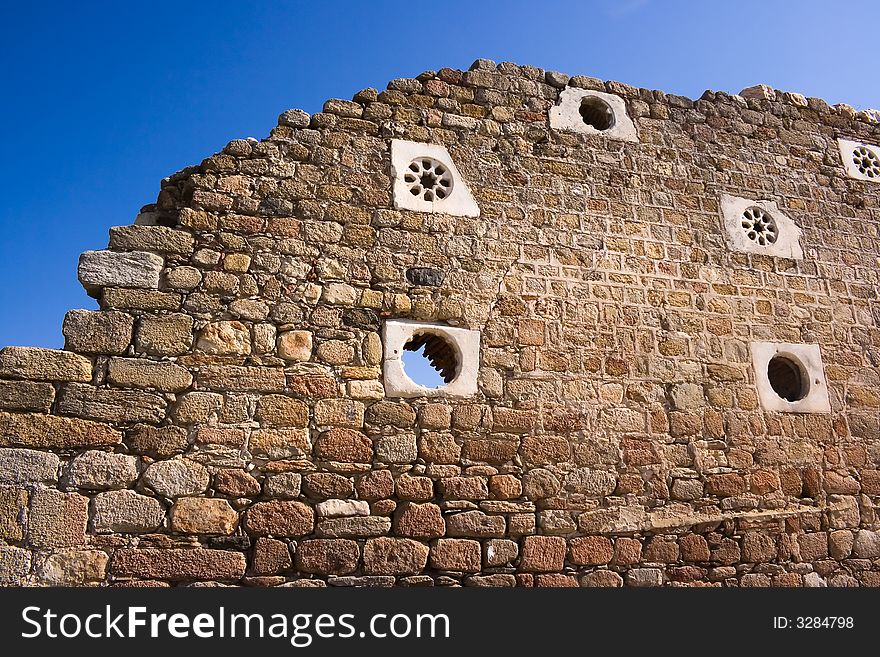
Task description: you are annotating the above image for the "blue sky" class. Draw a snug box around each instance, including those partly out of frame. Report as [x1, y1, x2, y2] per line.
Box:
[0, 0, 877, 360]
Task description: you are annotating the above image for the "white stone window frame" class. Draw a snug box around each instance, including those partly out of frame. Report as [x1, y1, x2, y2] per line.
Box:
[837, 138, 880, 182]
[750, 342, 831, 414]
[382, 319, 480, 398]
[720, 194, 803, 259]
[390, 140, 480, 217]
[549, 88, 638, 142]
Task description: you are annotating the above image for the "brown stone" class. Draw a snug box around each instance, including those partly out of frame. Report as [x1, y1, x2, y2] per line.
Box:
[489, 474, 522, 499]
[252, 537, 292, 575]
[581, 570, 624, 587]
[245, 501, 315, 537]
[255, 394, 309, 428]
[418, 432, 461, 463]
[296, 539, 359, 575]
[535, 573, 578, 587]
[643, 535, 680, 563]
[519, 535, 566, 572]
[112, 548, 246, 581]
[569, 536, 613, 565]
[357, 470, 394, 500]
[170, 497, 238, 535]
[214, 469, 260, 497]
[612, 537, 642, 565]
[798, 532, 829, 561]
[126, 424, 187, 458]
[0, 346, 92, 382]
[520, 436, 571, 465]
[28, 488, 88, 548]
[0, 412, 121, 449]
[679, 534, 711, 562]
[705, 473, 747, 497]
[363, 537, 428, 575]
[63, 310, 134, 355]
[742, 532, 777, 563]
[439, 476, 488, 500]
[430, 539, 481, 571]
[0, 488, 27, 541]
[135, 313, 193, 356]
[395, 476, 434, 501]
[315, 428, 373, 462]
[393, 502, 445, 539]
[302, 472, 353, 499]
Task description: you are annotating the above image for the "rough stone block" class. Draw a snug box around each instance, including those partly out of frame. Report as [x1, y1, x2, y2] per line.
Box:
[135, 313, 193, 356]
[0, 546, 31, 584]
[569, 536, 613, 565]
[0, 346, 91, 382]
[363, 537, 428, 575]
[0, 448, 60, 484]
[111, 548, 246, 581]
[251, 537, 292, 575]
[107, 358, 192, 392]
[109, 225, 195, 255]
[0, 380, 55, 412]
[0, 487, 27, 540]
[245, 500, 315, 537]
[66, 450, 138, 490]
[62, 310, 134, 355]
[430, 538, 481, 572]
[37, 549, 109, 585]
[141, 458, 209, 498]
[315, 516, 391, 538]
[56, 383, 166, 424]
[296, 539, 360, 575]
[78, 250, 163, 295]
[393, 502, 444, 539]
[519, 536, 566, 572]
[91, 489, 165, 533]
[170, 497, 237, 535]
[28, 488, 88, 547]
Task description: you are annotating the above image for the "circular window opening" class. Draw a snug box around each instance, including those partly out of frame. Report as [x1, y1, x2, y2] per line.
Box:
[852, 146, 880, 178]
[740, 207, 778, 246]
[767, 355, 808, 402]
[403, 158, 453, 202]
[579, 96, 615, 131]
[401, 332, 459, 388]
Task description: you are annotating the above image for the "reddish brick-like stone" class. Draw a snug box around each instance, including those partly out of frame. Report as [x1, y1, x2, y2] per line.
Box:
[112, 549, 246, 581]
[535, 573, 578, 587]
[315, 428, 373, 462]
[357, 470, 394, 501]
[798, 532, 829, 561]
[612, 537, 642, 566]
[251, 537, 292, 575]
[569, 536, 613, 565]
[296, 539, 359, 575]
[679, 534, 711, 562]
[363, 537, 428, 575]
[214, 469, 260, 497]
[395, 476, 434, 501]
[244, 500, 314, 537]
[644, 536, 679, 563]
[429, 539, 481, 572]
[489, 474, 522, 499]
[742, 532, 777, 563]
[393, 502, 445, 539]
[519, 536, 566, 572]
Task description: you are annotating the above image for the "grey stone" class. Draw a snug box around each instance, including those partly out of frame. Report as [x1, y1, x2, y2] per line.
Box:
[852, 530, 880, 558]
[625, 567, 664, 587]
[0, 448, 59, 484]
[0, 546, 31, 584]
[405, 267, 445, 286]
[91, 489, 165, 533]
[670, 383, 704, 410]
[37, 549, 109, 585]
[375, 434, 417, 464]
[263, 472, 302, 499]
[563, 468, 616, 496]
[78, 250, 163, 295]
[62, 310, 134, 355]
[141, 458, 209, 498]
[315, 499, 370, 518]
[67, 450, 138, 490]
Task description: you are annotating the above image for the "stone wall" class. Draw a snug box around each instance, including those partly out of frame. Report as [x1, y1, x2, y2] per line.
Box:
[1, 59, 880, 587]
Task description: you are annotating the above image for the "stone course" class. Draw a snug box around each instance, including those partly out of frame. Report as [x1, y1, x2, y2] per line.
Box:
[1, 59, 880, 586]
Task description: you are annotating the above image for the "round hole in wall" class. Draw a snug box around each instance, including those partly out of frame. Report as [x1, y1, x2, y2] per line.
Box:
[852, 146, 880, 178]
[401, 332, 459, 388]
[404, 158, 453, 202]
[740, 206, 778, 246]
[578, 96, 615, 131]
[767, 355, 808, 402]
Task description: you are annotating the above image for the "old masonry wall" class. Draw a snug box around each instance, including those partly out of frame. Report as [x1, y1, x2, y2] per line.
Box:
[2, 58, 880, 587]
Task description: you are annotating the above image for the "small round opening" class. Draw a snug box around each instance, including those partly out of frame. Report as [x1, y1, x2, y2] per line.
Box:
[401, 332, 459, 388]
[579, 96, 615, 131]
[767, 355, 808, 402]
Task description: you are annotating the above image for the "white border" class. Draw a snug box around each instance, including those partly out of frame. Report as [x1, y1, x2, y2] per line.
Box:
[750, 342, 830, 413]
[720, 194, 803, 259]
[837, 138, 880, 182]
[382, 319, 480, 398]
[390, 140, 480, 216]
[549, 88, 637, 142]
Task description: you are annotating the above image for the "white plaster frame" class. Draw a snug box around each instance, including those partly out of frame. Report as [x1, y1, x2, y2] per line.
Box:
[750, 342, 830, 414]
[382, 319, 480, 398]
[837, 138, 880, 182]
[390, 140, 480, 216]
[720, 194, 803, 259]
[549, 88, 637, 142]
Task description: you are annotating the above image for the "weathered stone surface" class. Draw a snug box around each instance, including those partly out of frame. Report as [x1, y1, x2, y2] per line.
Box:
[56, 383, 166, 424]
[0, 380, 55, 413]
[196, 321, 251, 355]
[626, 568, 664, 587]
[28, 488, 88, 547]
[0, 448, 60, 484]
[251, 537, 292, 575]
[109, 225, 195, 255]
[245, 500, 315, 537]
[393, 502, 444, 538]
[316, 499, 370, 518]
[141, 458, 210, 498]
[170, 497, 238, 534]
[563, 468, 617, 496]
[302, 472, 353, 499]
[255, 394, 309, 427]
[62, 310, 134, 355]
[0, 346, 91, 382]
[37, 550, 109, 585]
[0, 487, 27, 540]
[197, 366, 286, 392]
[111, 548, 246, 581]
[0, 546, 31, 584]
[446, 510, 505, 538]
[376, 433, 417, 463]
[581, 570, 624, 587]
[277, 330, 313, 362]
[357, 470, 394, 500]
[742, 532, 777, 563]
[135, 313, 193, 356]
[569, 536, 613, 565]
[215, 469, 261, 497]
[316, 515, 391, 538]
[78, 250, 163, 294]
[126, 424, 188, 458]
[107, 358, 192, 392]
[852, 530, 880, 558]
[430, 538, 481, 572]
[66, 450, 138, 489]
[296, 539, 359, 575]
[363, 537, 428, 575]
[519, 536, 566, 572]
[484, 538, 518, 566]
[92, 489, 165, 533]
[315, 428, 372, 462]
[250, 428, 311, 460]
[263, 472, 303, 499]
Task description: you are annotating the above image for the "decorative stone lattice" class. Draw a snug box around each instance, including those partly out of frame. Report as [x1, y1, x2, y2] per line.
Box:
[740, 207, 778, 246]
[403, 158, 453, 201]
[852, 146, 880, 178]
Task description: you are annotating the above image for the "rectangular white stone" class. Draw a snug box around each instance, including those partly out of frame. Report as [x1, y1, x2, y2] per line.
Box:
[78, 250, 164, 296]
